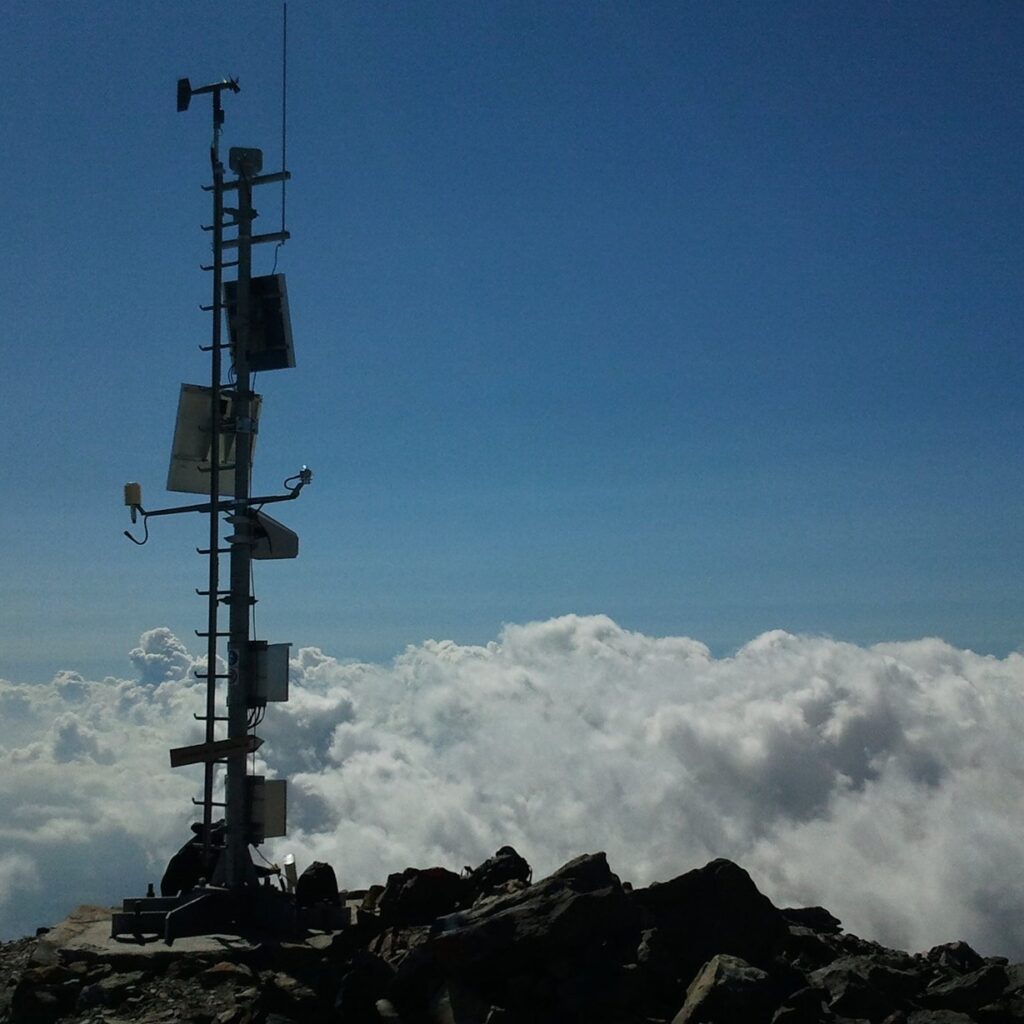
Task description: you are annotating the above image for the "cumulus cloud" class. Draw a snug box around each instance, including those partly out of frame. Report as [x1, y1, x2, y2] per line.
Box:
[129, 627, 194, 684]
[3, 617, 1024, 960]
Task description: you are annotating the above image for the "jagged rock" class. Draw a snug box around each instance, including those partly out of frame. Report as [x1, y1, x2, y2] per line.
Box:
[807, 953, 935, 1021]
[976, 994, 1024, 1023]
[260, 970, 319, 1018]
[428, 978, 493, 1024]
[333, 949, 397, 1022]
[464, 848, 532, 905]
[371, 924, 434, 967]
[390, 853, 639, 1023]
[631, 858, 788, 1005]
[3, 849, 1024, 1024]
[199, 961, 258, 988]
[670, 954, 773, 1024]
[924, 942, 987, 975]
[76, 968, 146, 1008]
[362, 885, 386, 914]
[783, 925, 843, 971]
[379, 867, 467, 926]
[906, 1011, 975, 1024]
[9, 963, 82, 1023]
[918, 964, 1007, 1013]
[782, 907, 844, 934]
[770, 984, 831, 1023]
[813, 954, 926, 1006]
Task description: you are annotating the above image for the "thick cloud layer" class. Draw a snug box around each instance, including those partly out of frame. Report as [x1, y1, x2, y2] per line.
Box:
[2, 616, 1023, 958]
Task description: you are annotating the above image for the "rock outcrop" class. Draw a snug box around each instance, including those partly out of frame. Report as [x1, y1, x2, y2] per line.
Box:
[1, 849, 1022, 1024]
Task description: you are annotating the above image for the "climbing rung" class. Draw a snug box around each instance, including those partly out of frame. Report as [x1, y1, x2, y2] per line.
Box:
[196, 589, 231, 597]
[221, 230, 290, 249]
[193, 799, 227, 807]
[196, 547, 231, 555]
[192, 671, 231, 680]
[194, 630, 229, 638]
[193, 713, 229, 721]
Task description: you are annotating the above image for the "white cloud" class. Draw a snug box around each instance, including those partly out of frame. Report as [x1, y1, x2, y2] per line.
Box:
[129, 627, 193, 684]
[3, 616, 1024, 960]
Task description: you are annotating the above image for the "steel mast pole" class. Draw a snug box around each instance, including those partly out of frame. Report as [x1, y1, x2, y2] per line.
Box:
[225, 155, 257, 889]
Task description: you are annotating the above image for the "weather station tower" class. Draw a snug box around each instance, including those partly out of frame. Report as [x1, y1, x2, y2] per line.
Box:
[113, 71, 325, 941]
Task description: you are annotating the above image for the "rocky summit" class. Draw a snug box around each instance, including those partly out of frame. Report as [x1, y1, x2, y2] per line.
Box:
[1, 848, 1022, 1024]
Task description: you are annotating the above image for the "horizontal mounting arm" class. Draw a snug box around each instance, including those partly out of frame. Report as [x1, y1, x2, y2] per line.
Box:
[123, 468, 312, 544]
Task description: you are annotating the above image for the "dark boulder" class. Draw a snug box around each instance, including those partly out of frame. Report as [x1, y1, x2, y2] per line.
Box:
[378, 866, 466, 926]
[333, 950, 396, 1023]
[10, 965, 81, 1024]
[924, 941, 987, 975]
[769, 984, 832, 1024]
[631, 859, 789, 993]
[465, 847, 532, 904]
[670, 954, 774, 1024]
[919, 964, 1008, 1014]
[392, 852, 640, 1023]
[782, 906, 843, 934]
[296, 860, 341, 908]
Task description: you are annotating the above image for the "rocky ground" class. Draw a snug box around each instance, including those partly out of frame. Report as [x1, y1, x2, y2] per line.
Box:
[1, 848, 1022, 1024]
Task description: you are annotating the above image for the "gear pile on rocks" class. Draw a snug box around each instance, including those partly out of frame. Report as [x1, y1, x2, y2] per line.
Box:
[1, 847, 1022, 1024]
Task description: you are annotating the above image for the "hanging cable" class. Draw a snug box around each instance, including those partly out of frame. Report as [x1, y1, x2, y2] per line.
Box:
[250, 559, 258, 637]
[271, 1, 289, 275]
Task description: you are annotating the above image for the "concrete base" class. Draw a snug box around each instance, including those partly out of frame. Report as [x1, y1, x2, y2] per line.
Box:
[32, 905, 262, 970]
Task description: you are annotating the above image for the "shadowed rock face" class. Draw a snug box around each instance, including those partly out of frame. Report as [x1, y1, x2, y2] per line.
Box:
[2, 849, 1022, 1024]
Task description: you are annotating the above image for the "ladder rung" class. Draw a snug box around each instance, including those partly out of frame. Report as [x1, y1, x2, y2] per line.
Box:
[196, 548, 231, 555]
[215, 170, 291, 192]
[199, 343, 231, 352]
[200, 260, 239, 271]
[196, 589, 231, 596]
[194, 630, 230, 638]
[193, 799, 227, 807]
[193, 671, 231, 680]
[221, 230, 290, 249]
[194, 713, 229, 721]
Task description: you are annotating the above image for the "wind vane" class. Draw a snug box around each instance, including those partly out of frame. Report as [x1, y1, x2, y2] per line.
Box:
[114, 74, 319, 941]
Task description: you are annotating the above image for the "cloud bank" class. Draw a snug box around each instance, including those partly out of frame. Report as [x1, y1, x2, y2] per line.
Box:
[2, 617, 1023, 958]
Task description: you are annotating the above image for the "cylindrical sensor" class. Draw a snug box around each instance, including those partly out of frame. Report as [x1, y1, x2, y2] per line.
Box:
[283, 853, 297, 893]
[124, 482, 142, 507]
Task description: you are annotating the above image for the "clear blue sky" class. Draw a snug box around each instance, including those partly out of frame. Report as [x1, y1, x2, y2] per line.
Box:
[2, 1, 1023, 682]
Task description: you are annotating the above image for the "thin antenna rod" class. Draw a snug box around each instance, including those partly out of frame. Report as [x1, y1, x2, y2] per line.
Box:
[281, 1, 288, 235]
[272, 1, 289, 274]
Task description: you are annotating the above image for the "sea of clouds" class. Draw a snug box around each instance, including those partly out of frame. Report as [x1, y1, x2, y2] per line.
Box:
[2, 614, 1024, 958]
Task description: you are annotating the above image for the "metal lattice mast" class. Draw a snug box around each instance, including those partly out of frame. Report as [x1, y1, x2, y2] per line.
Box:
[119, 75, 307, 942]
[225, 157, 256, 889]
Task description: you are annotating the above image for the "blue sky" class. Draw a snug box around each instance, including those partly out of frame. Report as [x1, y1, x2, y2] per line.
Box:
[2, 1, 1023, 682]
